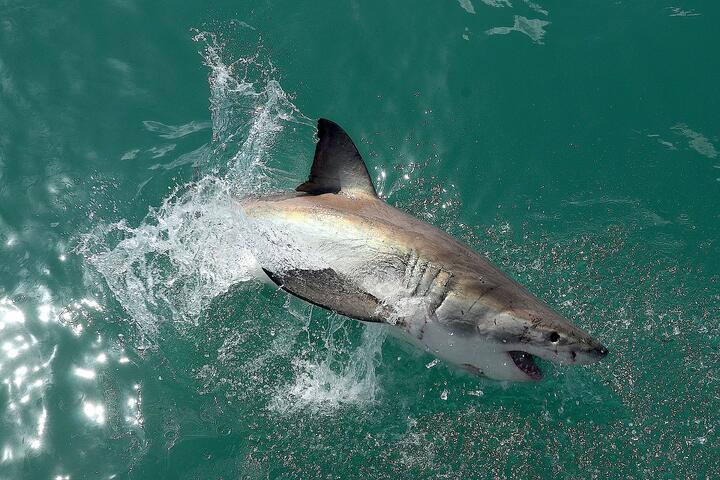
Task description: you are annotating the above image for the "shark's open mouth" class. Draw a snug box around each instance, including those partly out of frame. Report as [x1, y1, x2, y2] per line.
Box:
[508, 351, 543, 380]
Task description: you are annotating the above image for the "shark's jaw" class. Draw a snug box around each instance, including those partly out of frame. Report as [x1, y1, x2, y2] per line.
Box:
[507, 351, 543, 380]
[389, 320, 549, 382]
[464, 351, 544, 381]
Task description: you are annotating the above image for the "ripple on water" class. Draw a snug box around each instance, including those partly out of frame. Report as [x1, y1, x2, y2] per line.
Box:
[670, 123, 718, 159]
[486, 15, 550, 44]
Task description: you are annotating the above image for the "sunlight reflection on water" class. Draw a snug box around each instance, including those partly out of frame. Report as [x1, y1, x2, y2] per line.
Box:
[1, 298, 54, 461]
[1, 292, 147, 473]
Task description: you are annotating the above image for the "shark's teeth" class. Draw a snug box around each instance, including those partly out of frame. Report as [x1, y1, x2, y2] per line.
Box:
[508, 351, 543, 380]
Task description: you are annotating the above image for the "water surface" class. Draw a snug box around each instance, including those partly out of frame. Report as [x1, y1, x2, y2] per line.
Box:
[0, 1, 718, 478]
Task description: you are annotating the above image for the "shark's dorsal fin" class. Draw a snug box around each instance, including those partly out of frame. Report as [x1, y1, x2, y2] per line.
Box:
[296, 119, 377, 196]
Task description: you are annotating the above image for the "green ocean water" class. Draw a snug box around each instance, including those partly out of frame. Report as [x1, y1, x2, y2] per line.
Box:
[1, 0, 719, 478]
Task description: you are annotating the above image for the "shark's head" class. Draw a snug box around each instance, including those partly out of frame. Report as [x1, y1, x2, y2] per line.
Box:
[478, 306, 608, 381]
[431, 285, 608, 381]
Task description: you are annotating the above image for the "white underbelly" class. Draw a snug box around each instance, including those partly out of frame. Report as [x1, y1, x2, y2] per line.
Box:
[389, 320, 529, 381]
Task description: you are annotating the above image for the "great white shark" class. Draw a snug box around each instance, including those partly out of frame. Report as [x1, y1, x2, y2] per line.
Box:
[241, 119, 608, 381]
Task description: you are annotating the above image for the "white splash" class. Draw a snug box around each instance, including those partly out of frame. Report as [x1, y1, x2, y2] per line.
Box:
[80, 28, 387, 411]
[142, 120, 211, 139]
[80, 31, 311, 338]
[269, 324, 387, 413]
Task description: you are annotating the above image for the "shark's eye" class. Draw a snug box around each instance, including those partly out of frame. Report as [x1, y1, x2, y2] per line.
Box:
[549, 331, 560, 343]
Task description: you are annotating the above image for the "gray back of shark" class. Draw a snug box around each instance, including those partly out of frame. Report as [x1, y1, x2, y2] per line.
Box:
[241, 119, 608, 381]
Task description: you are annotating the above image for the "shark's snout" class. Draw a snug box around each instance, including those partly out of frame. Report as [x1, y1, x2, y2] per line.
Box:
[595, 344, 609, 356]
[588, 344, 609, 361]
[559, 328, 609, 365]
[525, 324, 608, 367]
[500, 333, 607, 382]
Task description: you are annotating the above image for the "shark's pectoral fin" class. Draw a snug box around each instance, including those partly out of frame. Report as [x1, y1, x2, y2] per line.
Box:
[262, 267, 383, 323]
[295, 119, 377, 197]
